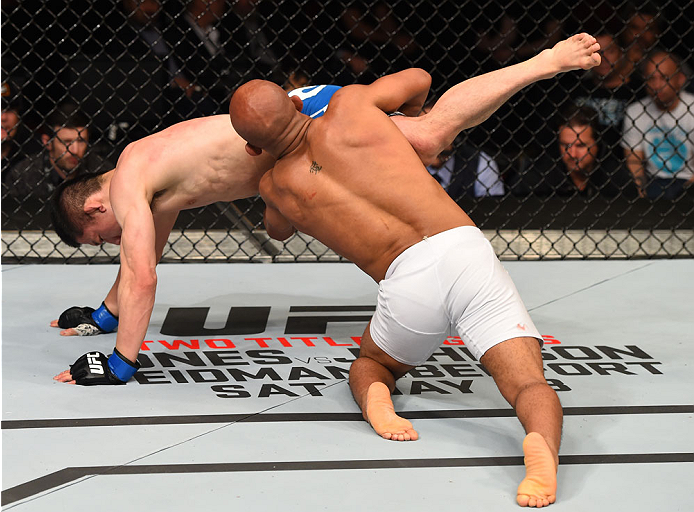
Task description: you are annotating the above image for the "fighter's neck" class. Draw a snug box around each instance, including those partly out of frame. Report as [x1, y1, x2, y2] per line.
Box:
[276, 117, 312, 160]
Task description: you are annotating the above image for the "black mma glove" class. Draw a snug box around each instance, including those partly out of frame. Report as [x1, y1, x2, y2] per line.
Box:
[58, 302, 118, 336]
[69, 348, 140, 385]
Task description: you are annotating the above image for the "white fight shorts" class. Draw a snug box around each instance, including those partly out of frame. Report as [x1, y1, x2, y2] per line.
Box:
[369, 226, 542, 365]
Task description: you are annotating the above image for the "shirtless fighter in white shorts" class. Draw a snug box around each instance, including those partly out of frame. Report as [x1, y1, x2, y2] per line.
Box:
[229, 33, 600, 508]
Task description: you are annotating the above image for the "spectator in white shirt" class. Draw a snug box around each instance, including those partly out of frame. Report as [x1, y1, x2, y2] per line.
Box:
[622, 49, 694, 199]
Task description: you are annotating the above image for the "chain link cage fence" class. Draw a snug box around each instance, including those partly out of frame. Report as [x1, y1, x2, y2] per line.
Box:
[2, 0, 693, 263]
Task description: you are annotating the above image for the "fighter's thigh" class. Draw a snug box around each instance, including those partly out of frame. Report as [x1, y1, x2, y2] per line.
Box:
[480, 336, 546, 392]
[359, 321, 414, 379]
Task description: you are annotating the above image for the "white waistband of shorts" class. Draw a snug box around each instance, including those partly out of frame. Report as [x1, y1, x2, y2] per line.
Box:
[384, 225, 482, 280]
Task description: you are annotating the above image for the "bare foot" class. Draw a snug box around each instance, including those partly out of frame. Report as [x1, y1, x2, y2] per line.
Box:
[517, 432, 557, 507]
[365, 382, 419, 441]
[545, 33, 601, 77]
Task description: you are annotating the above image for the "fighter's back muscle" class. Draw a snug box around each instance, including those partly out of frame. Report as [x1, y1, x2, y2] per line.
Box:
[311, 91, 466, 226]
[263, 91, 473, 280]
[113, 116, 274, 214]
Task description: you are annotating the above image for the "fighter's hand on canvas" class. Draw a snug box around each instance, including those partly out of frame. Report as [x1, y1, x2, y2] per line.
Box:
[50, 302, 118, 336]
[53, 349, 139, 385]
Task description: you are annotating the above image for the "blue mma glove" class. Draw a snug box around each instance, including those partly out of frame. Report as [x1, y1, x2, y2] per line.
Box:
[69, 348, 140, 385]
[58, 302, 118, 335]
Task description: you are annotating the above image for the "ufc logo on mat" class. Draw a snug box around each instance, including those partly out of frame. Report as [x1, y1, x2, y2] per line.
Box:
[161, 305, 375, 336]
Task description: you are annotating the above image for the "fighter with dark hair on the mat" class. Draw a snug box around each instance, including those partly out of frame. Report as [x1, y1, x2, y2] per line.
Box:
[226, 33, 598, 508]
[53, 30, 598, 444]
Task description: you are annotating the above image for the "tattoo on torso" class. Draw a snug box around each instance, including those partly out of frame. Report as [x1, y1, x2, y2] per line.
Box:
[309, 161, 322, 174]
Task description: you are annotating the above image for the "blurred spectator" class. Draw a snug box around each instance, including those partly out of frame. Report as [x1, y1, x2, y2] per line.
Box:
[619, 3, 661, 80]
[622, 50, 694, 199]
[335, 1, 419, 81]
[427, 143, 505, 199]
[470, 1, 566, 154]
[420, 101, 505, 199]
[3, 102, 113, 202]
[119, 0, 192, 93]
[570, 33, 639, 153]
[169, 0, 277, 112]
[1, 80, 24, 172]
[1, 2, 80, 129]
[282, 68, 310, 92]
[257, 1, 370, 86]
[232, 0, 283, 81]
[511, 104, 635, 198]
[82, 0, 208, 134]
[474, 3, 564, 68]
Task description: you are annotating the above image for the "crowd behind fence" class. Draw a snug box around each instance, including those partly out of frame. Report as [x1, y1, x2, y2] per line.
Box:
[2, 0, 693, 262]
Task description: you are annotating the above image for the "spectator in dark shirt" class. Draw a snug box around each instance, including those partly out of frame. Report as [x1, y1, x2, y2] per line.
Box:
[119, 0, 192, 92]
[470, 1, 567, 154]
[86, 0, 225, 130]
[1, 81, 24, 173]
[427, 141, 505, 200]
[335, 1, 419, 81]
[567, 33, 640, 154]
[619, 3, 661, 83]
[511, 104, 636, 198]
[4, 102, 112, 203]
[167, 0, 276, 114]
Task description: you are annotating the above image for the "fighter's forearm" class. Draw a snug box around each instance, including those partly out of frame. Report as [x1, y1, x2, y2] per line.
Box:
[114, 270, 156, 363]
[396, 69, 431, 117]
[368, 68, 431, 117]
[101, 213, 176, 321]
[103, 268, 121, 316]
[102, 224, 174, 319]
[111, 197, 160, 363]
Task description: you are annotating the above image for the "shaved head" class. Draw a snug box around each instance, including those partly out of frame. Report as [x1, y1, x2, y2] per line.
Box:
[229, 80, 298, 151]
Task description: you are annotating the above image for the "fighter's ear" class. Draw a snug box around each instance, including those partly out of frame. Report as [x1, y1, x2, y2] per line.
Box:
[290, 95, 303, 112]
[245, 143, 263, 157]
[83, 193, 107, 215]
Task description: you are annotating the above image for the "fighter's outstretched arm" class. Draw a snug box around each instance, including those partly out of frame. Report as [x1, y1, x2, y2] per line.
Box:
[111, 196, 158, 363]
[53, 170, 167, 385]
[391, 33, 601, 164]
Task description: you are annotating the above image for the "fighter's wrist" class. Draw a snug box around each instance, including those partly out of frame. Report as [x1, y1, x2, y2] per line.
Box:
[107, 347, 140, 382]
[91, 302, 119, 332]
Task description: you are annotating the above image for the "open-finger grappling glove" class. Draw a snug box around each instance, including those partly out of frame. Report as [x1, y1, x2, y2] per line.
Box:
[69, 348, 140, 385]
[58, 302, 118, 336]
